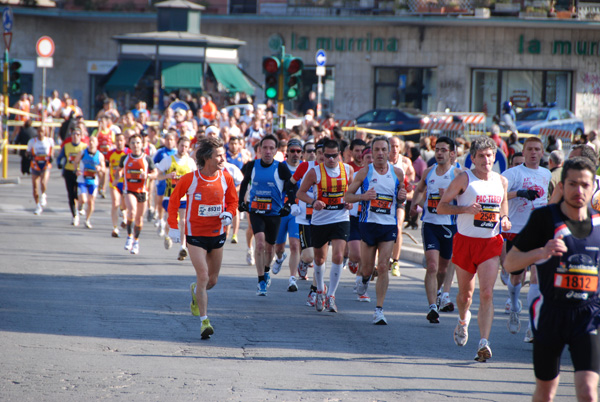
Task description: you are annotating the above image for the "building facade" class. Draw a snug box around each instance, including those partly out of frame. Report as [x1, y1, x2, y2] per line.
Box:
[7, 7, 600, 130]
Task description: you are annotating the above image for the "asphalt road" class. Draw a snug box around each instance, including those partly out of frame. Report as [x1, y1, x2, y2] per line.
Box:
[0, 156, 578, 401]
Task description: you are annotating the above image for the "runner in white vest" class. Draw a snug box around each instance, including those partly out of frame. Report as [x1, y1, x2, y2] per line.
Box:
[438, 136, 511, 363]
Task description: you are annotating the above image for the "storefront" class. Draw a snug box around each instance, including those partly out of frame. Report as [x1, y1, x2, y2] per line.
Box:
[202, 18, 600, 130]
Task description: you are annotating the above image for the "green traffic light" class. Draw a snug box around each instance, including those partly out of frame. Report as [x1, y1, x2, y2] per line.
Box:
[266, 87, 277, 99]
[287, 88, 297, 99]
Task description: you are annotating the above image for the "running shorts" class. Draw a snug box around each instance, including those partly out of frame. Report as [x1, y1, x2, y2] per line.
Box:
[187, 233, 226, 253]
[299, 224, 313, 250]
[422, 222, 457, 260]
[78, 182, 98, 197]
[451, 232, 503, 274]
[348, 216, 361, 242]
[126, 191, 147, 203]
[163, 199, 187, 211]
[276, 214, 299, 244]
[532, 298, 600, 380]
[156, 180, 166, 197]
[359, 222, 398, 247]
[311, 221, 350, 249]
[249, 212, 281, 245]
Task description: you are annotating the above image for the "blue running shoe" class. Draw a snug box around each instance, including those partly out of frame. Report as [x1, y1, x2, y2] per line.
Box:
[257, 280, 267, 296]
[264, 271, 271, 288]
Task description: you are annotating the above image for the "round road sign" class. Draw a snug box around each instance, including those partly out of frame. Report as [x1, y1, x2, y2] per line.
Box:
[36, 36, 55, 58]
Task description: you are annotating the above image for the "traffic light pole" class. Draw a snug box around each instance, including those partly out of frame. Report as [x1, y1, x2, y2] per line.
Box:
[2, 50, 8, 179]
[277, 46, 285, 131]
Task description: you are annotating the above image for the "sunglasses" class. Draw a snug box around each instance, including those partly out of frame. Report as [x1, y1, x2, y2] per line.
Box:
[305, 149, 316, 153]
[324, 153, 339, 159]
[288, 149, 302, 154]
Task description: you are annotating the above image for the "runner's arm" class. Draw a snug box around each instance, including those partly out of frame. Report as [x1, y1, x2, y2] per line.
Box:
[166, 173, 191, 229]
[296, 168, 318, 206]
[344, 167, 369, 203]
[437, 172, 470, 215]
[224, 171, 239, 216]
[238, 160, 255, 203]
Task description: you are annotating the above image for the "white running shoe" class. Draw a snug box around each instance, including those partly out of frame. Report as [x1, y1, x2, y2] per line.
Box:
[524, 324, 534, 343]
[79, 207, 86, 216]
[40, 193, 47, 207]
[315, 291, 326, 312]
[373, 308, 387, 325]
[454, 310, 471, 347]
[131, 240, 140, 255]
[124, 236, 133, 251]
[246, 248, 255, 266]
[500, 267, 510, 286]
[505, 298, 522, 314]
[72, 215, 79, 226]
[475, 339, 492, 362]
[356, 279, 369, 296]
[287, 276, 298, 292]
[34, 203, 43, 215]
[508, 311, 521, 334]
[325, 295, 337, 313]
[272, 252, 287, 275]
[306, 291, 316, 307]
[178, 247, 188, 261]
[85, 220, 92, 229]
[164, 235, 173, 250]
[358, 293, 371, 302]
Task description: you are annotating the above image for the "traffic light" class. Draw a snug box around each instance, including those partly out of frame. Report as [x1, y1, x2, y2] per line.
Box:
[262, 56, 281, 100]
[283, 56, 303, 100]
[9, 60, 21, 94]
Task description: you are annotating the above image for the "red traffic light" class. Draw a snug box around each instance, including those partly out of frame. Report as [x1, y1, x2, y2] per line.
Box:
[286, 58, 302, 74]
[263, 57, 280, 74]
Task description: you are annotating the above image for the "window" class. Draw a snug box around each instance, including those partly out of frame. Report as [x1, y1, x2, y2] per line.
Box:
[471, 69, 573, 120]
[374, 67, 437, 113]
[230, 0, 257, 14]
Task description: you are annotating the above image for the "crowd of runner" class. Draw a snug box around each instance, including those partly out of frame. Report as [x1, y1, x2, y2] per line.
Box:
[16, 90, 600, 401]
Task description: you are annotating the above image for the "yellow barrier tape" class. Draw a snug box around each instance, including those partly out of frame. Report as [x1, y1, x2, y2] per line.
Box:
[341, 126, 426, 136]
[7, 107, 40, 118]
[5, 120, 159, 128]
[6, 144, 62, 151]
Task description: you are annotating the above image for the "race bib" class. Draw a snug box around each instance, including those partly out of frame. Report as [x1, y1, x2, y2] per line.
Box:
[127, 169, 142, 183]
[427, 193, 440, 214]
[370, 194, 393, 215]
[321, 191, 344, 211]
[474, 203, 499, 229]
[83, 168, 96, 179]
[554, 254, 599, 302]
[251, 197, 273, 213]
[198, 204, 222, 217]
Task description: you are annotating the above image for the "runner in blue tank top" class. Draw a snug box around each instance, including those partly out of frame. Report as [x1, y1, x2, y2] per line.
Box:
[238, 135, 297, 297]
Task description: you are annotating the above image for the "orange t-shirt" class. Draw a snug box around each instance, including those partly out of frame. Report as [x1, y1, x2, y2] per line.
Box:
[168, 169, 238, 237]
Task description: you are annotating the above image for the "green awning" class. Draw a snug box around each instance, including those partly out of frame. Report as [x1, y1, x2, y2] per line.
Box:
[105, 60, 151, 91]
[209, 63, 255, 95]
[162, 62, 203, 91]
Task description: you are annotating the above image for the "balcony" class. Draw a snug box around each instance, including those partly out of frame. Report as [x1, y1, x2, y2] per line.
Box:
[253, 0, 600, 19]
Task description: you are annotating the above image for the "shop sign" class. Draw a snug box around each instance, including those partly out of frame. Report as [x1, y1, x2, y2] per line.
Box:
[290, 32, 398, 53]
[518, 34, 600, 57]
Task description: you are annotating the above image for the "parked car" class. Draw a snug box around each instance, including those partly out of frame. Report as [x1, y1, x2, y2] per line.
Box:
[354, 108, 425, 141]
[515, 107, 584, 136]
